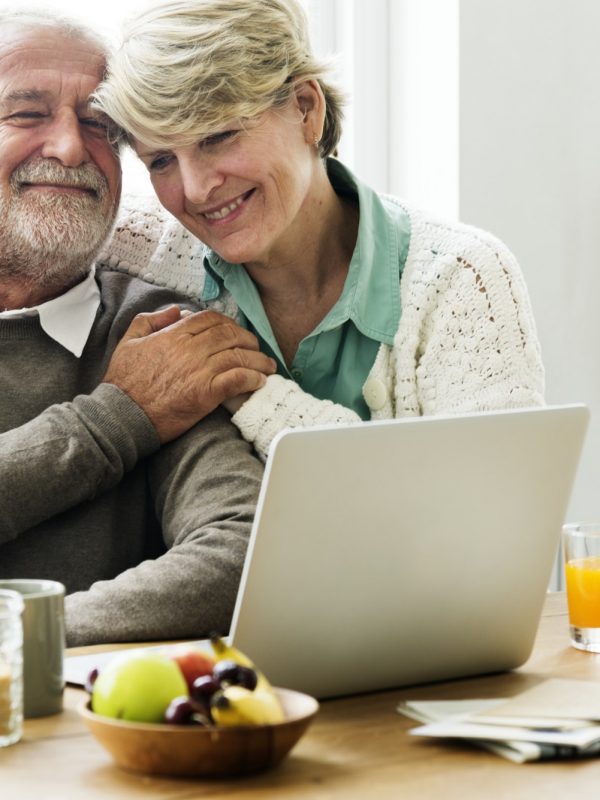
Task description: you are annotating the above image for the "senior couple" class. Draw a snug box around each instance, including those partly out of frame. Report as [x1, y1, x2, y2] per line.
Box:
[0, 1, 544, 646]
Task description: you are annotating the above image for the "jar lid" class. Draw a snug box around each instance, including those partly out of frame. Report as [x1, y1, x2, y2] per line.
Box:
[0, 589, 24, 616]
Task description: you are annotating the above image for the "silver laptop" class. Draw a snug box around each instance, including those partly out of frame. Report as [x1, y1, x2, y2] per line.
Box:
[65, 405, 588, 698]
[227, 404, 588, 699]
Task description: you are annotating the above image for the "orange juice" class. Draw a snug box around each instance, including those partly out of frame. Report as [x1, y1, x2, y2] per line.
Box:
[565, 556, 600, 627]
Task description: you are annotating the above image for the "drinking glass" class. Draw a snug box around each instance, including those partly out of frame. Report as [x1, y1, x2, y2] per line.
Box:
[563, 523, 600, 652]
[0, 589, 24, 747]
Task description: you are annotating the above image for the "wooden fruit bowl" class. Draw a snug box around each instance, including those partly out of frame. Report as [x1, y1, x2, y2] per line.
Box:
[79, 687, 318, 778]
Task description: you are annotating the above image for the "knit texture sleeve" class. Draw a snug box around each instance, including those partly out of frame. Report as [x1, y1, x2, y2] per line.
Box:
[65, 409, 264, 645]
[229, 374, 361, 461]
[0, 383, 159, 544]
[393, 209, 545, 417]
[97, 194, 238, 317]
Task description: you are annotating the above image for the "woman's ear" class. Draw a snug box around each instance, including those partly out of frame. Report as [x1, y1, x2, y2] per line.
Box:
[293, 79, 326, 145]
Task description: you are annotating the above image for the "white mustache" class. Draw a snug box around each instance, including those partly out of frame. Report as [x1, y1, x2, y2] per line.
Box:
[11, 159, 108, 195]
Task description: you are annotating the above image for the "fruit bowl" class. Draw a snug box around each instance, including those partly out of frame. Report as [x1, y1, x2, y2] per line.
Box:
[79, 687, 319, 778]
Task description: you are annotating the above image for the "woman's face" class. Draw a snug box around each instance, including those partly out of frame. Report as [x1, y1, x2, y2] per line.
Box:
[135, 91, 321, 267]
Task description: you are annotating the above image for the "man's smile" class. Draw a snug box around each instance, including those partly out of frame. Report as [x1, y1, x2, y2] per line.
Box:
[20, 182, 97, 197]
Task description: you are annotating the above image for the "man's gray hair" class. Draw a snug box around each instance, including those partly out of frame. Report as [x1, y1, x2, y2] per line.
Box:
[0, 6, 111, 55]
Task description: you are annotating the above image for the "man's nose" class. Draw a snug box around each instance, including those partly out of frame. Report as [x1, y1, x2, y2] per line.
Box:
[40, 109, 89, 167]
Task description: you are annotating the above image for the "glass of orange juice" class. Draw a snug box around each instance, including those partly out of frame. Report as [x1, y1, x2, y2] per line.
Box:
[563, 523, 600, 652]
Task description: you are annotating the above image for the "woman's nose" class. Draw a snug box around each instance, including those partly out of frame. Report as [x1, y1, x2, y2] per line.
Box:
[179, 152, 225, 207]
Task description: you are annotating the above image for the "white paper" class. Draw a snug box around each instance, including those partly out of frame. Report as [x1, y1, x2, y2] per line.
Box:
[396, 689, 600, 763]
[471, 679, 600, 725]
[64, 639, 214, 685]
[408, 720, 600, 748]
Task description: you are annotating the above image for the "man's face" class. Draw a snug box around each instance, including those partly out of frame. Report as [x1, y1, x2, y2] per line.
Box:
[0, 24, 122, 298]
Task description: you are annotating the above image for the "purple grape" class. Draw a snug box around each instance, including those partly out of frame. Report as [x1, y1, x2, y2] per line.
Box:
[213, 660, 258, 691]
[85, 667, 99, 695]
[190, 675, 220, 712]
[164, 696, 195, 725]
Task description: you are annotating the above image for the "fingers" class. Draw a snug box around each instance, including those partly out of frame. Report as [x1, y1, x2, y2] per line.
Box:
[212, 367, 270, 399]
[146, 305, 186, 332]
[119, 305, 183, 343]
[119, 308, 258, 356]
[209, 346, 276, 376]
[172, 309, 232, 333]
[175, 310, 259, 346]
[104, 305, 277, 443]
[169, 311, 266, 361]
[209, 350, 277, 406]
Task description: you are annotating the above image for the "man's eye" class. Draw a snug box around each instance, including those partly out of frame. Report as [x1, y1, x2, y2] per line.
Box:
[6, 111, 46, 122]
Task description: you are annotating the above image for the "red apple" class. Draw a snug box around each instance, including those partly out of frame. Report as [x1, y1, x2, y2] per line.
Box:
[168, 645, 216, 692]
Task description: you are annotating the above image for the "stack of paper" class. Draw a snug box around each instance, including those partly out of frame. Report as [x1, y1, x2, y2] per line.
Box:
[397, 679, 600, 763]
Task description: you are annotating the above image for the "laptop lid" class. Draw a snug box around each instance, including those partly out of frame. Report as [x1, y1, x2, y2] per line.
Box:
[230, 405, 589, 699]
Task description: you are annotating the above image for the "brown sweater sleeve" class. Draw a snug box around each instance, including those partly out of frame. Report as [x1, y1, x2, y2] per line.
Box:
[0, 383, 158, 544]
[64, 408, 263, 645]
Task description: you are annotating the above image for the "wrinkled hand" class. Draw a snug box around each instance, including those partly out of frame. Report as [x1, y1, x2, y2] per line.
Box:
[102, 306, 276, 443]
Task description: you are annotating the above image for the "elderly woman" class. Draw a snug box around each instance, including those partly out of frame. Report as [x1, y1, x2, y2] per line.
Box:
[95, 0, 544, 460]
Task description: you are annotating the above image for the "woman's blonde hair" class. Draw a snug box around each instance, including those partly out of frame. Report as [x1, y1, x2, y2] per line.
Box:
[93, 0, 344, 157]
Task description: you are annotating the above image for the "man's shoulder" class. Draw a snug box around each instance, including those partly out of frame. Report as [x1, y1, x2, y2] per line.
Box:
[92, 270, 202, 351]
[97, 193, 208, 298]
[95, 267, 201, 313]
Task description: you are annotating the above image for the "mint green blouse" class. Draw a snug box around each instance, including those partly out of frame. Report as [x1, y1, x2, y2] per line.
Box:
[202, 159, 410, 419]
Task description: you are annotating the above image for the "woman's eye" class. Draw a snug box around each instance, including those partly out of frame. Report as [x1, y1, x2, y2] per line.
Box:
[202, 130, 237, 147]
[80, 117, 108, 131]
[148, 154, 172, 172]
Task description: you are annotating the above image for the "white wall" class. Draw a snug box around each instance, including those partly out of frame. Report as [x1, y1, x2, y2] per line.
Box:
[459, 0, 600, 527]
[389, 0, 459, 218]
[307, 0, 459, 216]
[321, 1, 596, 588]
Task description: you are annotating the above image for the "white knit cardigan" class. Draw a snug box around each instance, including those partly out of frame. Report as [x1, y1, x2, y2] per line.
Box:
[99, 193, 545, 461]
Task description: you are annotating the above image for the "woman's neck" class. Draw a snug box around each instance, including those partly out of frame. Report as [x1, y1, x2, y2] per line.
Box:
[244, 164, 358, 307]
[243, 162, 359, 366]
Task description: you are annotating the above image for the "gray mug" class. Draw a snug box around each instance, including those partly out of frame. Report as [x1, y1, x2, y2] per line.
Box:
[0, 580, 65, 718]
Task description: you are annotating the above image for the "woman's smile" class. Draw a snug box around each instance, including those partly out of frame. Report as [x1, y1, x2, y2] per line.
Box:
[200, 188, 255, 223]
[142, 101, 321, 268]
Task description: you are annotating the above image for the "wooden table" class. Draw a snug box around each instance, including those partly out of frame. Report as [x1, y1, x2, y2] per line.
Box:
[3, 593, 600, 799]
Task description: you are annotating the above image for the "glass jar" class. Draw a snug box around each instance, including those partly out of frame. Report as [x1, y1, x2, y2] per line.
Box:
[0, 589, 24, 747]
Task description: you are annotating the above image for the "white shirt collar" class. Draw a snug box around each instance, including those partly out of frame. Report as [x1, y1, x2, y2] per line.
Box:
[0, 267, 100, 357]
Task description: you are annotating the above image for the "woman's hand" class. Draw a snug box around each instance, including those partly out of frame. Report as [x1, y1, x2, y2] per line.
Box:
[222, 393, 253, 415]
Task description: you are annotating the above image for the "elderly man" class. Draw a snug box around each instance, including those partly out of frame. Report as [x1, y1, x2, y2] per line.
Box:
[0, 10, 276, 646]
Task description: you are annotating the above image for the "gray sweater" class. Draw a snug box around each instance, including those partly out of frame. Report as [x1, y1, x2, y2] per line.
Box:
[0, 269, 264, 646]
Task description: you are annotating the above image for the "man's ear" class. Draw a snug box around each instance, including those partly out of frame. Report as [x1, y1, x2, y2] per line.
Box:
[292, 79, 326, 144]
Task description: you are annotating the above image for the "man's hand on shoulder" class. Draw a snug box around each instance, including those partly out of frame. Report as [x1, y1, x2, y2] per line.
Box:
[102, 306, 276, 442]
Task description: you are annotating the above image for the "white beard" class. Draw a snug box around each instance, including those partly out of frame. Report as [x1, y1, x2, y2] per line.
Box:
[0, 159, 118, 293]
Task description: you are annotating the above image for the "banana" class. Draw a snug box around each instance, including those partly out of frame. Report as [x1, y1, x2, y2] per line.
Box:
[211, 685, 284, 726]
[209, 635, 284, 726]
[209, 635, 272, 692]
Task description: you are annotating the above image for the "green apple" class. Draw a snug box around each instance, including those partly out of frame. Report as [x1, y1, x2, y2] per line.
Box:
[91, 650, 188, 722]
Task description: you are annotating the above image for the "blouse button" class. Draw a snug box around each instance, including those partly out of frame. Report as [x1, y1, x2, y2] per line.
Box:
[363, 378, 388, 411]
